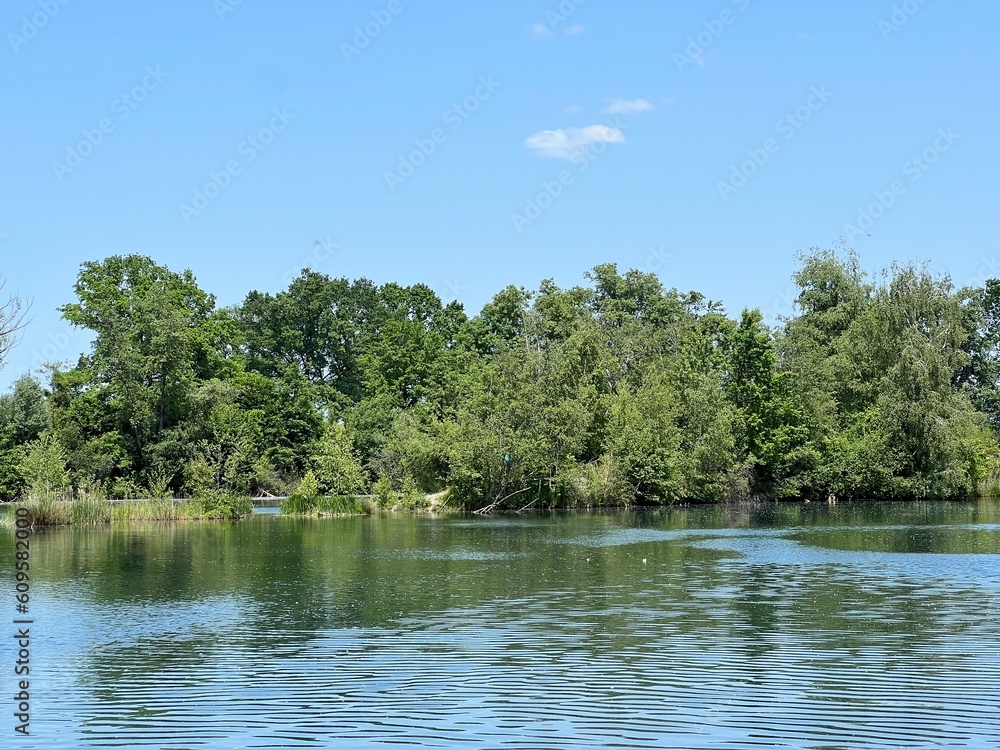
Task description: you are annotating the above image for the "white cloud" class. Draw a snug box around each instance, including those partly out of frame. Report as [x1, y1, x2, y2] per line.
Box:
[661, 97, 676, 105]
[532, 23, 554, 39]
[564, 25, 584, 35]
[525, 125, 625, 160]
[602, 98, 654, 115]
[564, 104, 583, 114]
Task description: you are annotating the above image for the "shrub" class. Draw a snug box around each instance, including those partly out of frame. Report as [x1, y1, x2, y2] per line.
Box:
[283, 470, 321, 514]
[373, 475, 397, 509]
[185, 491, 253, 519]
[397, 475, 429, 511]
[108, 477, 144, 500]
[560, 454, 634, 508]
[20, 432, 70, 500]
[312, 422, 367, 496]
[146, 469, 174, 500]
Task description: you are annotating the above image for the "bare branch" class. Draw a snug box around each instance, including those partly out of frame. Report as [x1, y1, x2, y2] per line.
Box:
[473, 485, 534, 515]
[0, 275, 33, 365]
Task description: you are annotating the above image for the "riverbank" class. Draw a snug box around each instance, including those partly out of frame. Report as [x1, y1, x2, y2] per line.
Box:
[0, 489, 455, 527]
[4, 490, 997, 528]
[1, 494, 255, 527]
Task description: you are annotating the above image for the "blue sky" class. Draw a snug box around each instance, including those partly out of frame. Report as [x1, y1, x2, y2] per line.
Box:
[2, 0, 999, 388]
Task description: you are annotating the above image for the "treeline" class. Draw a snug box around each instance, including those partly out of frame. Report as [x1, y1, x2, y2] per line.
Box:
[1, 248, 999, 509]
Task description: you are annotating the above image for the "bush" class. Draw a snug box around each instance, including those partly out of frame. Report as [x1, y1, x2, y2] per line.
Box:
[396, 475, 429, 511]
[20, 432, 70, 500]
[184, 491, 253, 519]
[312, 422, 367, 496]
[108, 477, 144, 500]
[283, 470, 320, 514]
[146, 469, 174, 500]
[560, 453, 634, 507]
[373, 475, 397, 509]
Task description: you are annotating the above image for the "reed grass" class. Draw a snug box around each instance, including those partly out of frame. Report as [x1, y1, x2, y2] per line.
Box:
[16, 496, 74, 526]
[111, 499, 178, 522]
[315, 494, 366, 515]
[4, 493, 254, 527]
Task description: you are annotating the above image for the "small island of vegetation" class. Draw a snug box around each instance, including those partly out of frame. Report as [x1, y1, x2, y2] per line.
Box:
[2, 245, 999, 524]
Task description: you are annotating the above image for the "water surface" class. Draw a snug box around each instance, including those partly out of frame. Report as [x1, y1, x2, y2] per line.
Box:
[3, 501, 999, 748]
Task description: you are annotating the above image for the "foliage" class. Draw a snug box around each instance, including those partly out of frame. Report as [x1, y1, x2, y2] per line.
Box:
[110, 499, 176, 523]
[283, 470, 321, 514]
[3, 248, 999, 512]
[311, 422, 366, 496]
[21, 431, 71, 500]
[373, 475, 397, 509]
[185, 491, 253, 519]
[314, 494, 367, 515]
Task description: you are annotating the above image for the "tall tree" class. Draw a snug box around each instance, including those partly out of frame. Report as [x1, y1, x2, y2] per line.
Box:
[56, 255, 216, 479]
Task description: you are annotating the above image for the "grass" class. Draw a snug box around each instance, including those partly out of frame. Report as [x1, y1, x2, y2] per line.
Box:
[316, 494, 368, 515]
[183, 492, 254, 520]
[72, 494, 114, 524]
[112, 499, 178, 522]
[14, 496, 75, 526]
[4, 492, 254, 527]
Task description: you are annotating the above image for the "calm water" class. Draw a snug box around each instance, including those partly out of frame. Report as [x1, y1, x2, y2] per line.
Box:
[3, 502, 1000, 749]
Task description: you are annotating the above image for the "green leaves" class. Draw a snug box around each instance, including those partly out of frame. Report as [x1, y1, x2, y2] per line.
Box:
[20, 431, 70, 500]
[7, 248, 999, 507]
[310, 422, 365, 496]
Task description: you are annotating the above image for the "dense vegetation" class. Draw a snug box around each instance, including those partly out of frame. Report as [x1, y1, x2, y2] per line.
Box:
[1, 247, 999, 510]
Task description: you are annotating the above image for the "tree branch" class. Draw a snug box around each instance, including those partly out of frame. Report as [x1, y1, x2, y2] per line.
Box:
[0, 276, 32, 364]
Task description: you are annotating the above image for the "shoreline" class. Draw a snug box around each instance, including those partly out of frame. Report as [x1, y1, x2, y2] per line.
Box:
[2, 493, 997, 528]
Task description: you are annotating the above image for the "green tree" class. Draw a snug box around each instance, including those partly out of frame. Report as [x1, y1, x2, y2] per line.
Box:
[311, 421, 366, 496]
[57, 255, 217, 480]
[20, 431, 70, 499]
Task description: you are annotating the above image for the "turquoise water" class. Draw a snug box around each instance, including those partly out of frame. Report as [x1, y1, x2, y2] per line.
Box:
[3, 501, 999, 748]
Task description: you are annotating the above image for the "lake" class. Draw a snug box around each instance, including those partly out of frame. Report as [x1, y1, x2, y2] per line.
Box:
[4, 501, 1000, 749]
